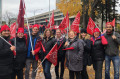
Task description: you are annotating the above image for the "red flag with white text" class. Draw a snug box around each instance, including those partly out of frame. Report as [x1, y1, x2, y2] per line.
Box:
[17, 0, 25, 28]
[10, 22, 17, 39]
[45, 43, 58, 66]
[59, 11, 69, 30]
[70, 12, 80, 33]
[87, 17, 95, 35]
[47, 11, 54, 28]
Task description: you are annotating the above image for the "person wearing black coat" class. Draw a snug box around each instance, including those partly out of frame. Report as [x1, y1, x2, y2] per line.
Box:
[0, 25, 16, 79]
[55, 29, 66, 79]
[79, 28, 91, 79]
[11, 28, 27, 79]
[41, 29, 56, 79]
[90, 28, 108, 79]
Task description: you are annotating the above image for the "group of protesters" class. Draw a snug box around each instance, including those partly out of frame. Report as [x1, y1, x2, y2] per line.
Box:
[0, 21, 120, 79]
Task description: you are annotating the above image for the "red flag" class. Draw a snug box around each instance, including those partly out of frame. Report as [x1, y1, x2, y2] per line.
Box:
[47, 11, 54, 28]
[45, 43, 58, 66]
[59, 11, 69, 30]
[87, 17, 95, 35]
[112, 18, 115, 27]
[70, 12, 80, 33]
[10, 22, 16, 39]
[45, 19, 48, 23]
[41, 43, 46, 53]
[17, 0, 25, 28]
[63, 47, 74, 50]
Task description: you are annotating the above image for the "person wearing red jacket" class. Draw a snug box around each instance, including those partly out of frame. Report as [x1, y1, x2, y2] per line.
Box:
[90, 28, 108, 79]
[0, 25, 15, 79]
[25, 24, 42, 79]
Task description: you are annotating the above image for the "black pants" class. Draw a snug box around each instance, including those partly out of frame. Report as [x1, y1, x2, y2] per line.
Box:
[55, 56, 65, 78]
[11, 69, 23, 79]
[81, 65, 89, 79]
[93, 60, 103, 79]
[0, 74, 11, 79]
[69, 70, 82, 79]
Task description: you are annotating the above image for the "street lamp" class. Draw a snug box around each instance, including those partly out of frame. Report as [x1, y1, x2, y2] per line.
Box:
[34, 9, 43, 24]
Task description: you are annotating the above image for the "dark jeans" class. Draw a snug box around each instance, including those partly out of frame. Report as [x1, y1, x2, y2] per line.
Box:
[69, 70, 82, 79]
[25, 59, 38, 79]
[0, 74, 11, 79]
[81, 66, 89, 79]
[105, 55, 119, 79]
[11, 69, 23, 79]
[55, 56, 65, 78]
[93, 60, 103, 79]
[42, 59, 52, 79]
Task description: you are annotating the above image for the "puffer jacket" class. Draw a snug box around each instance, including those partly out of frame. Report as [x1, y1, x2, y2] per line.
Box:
[91, 35, 108, 61]
[0, 36, 14, 76]
[13, 37, 27, 70]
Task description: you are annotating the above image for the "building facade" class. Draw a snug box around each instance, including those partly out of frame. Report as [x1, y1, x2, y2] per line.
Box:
[25, 9, 75, 26]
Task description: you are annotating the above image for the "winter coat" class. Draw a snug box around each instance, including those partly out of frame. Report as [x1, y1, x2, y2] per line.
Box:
[65, 37, 85, 71]
[90, 35, 108, 61]
[82, 39, 92, 66]
[56, 37, 66, 58]
[13, 37, 27, 70]
[40, 37, 56, 60]
[104, 32, 120, 56]
[0, 37, 14, 76]
[26, 34, 42, 60]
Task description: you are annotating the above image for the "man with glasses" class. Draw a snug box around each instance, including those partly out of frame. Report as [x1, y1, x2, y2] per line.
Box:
[104, 22, 120, 79]
[25, 24, 42, 79]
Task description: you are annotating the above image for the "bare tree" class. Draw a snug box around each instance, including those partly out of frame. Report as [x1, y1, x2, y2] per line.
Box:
[3, 11, 17, 26]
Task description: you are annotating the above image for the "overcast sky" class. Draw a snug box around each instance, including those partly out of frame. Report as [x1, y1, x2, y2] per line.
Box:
[2, 0, 120, 18]
[2, 0, 56, 17]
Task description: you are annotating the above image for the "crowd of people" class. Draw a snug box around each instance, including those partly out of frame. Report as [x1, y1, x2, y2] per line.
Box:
[0, 22, 120, 79]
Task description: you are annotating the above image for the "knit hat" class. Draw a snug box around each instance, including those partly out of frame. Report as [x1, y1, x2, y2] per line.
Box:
[32, 24, 39, 29]
[81, 28, 87, 33]
[106, 22, 113, 27]
[17, 28, 24, 34]
[93, 28, 100, 33]
[0, 25, 10, 32]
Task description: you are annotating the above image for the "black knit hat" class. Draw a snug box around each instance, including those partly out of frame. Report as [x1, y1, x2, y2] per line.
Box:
[81, 28, 87, 33]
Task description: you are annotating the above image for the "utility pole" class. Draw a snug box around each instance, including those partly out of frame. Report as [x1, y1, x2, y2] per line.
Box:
[0, 0, 2, 25]
[49, 0, 51, 28]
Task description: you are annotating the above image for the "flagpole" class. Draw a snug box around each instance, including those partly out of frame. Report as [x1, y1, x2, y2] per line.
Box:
[35, 43, 57, 72]
[49, 0, 51, 28]
[114, 26, 115, 35]
[0, 0, 2, 25]
[0, 36, 12, 46]
[95, 24, 102, 33]
[25, 14, 33, 51]
[34, 57, 46, 72]
[67, 25, 69, 41]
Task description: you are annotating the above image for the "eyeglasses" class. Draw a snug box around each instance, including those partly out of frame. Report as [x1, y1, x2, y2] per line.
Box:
[3, 30, 10, 32]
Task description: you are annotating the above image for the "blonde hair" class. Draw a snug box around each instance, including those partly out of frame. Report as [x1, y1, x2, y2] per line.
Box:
[43, 28, 53, 38]
[79, 33, 91, 40]
[68, 30, 76, 38]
